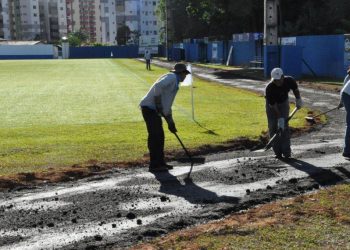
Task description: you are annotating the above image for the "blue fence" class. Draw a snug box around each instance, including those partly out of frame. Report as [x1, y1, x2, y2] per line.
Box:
[230, 40, 257, 66]
[69, 45, 139, 59]
[296, 35, 345, 79]
[172, 34, 347, 79]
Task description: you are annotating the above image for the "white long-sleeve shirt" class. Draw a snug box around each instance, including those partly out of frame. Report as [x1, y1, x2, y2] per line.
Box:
[140, 72, 179, 116]
[144, 52, 151, 60]
[341, 74, 350, 96]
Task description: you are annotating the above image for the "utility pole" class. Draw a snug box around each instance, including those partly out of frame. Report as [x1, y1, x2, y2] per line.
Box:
[264, 0, 280, 76]
[264, 0, 279, 46]
[165, 0, 173, 60]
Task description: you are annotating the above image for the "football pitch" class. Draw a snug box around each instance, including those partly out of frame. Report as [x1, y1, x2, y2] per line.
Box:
[0, 59, 306, 176]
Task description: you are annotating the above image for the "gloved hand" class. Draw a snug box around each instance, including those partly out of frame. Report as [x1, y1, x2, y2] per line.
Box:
[165, 115, 177, 133]
[277, 118, 285, 131]
[296, 98, 303, 109]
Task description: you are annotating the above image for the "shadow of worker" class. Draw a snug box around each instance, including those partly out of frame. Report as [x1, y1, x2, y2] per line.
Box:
[151, 171, 239, 205]
[281, 158, 345, 185]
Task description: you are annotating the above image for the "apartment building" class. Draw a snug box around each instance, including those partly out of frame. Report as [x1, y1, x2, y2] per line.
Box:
[39, 0, 68, 42]
[66, 0, 102, 42]
[0, 1, 3, 38]
[100, 0, 117, 44]
[0, 0, 162, 47]
[0, 0, 41, 40]
[139, 0, 159, 52]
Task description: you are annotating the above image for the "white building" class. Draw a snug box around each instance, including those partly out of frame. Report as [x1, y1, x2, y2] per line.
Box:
[139, 0, 159, 53]
[100, 0, 117, 44]
[0, 0, 162, 47]
[0, 0, 41, 40]
[39, 0, 68, 42]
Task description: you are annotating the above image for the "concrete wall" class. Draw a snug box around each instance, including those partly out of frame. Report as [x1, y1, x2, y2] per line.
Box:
[0, 45, 55, 59]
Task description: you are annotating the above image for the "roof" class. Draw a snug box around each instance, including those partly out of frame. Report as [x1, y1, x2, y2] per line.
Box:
[0, 40, 43, 45]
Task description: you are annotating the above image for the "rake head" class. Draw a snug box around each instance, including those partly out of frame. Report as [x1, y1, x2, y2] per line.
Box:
[305, 116, 316, 124]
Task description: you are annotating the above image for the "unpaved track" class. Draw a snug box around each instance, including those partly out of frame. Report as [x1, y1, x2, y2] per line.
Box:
[1, 62, 350, 249]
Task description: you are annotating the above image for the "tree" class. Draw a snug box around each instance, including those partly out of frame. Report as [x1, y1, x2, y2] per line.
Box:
[157, 0, 350, 41]
[67, 31, 88, 47]
[157, 0, 263, 42]
[117, 25, 131, 45]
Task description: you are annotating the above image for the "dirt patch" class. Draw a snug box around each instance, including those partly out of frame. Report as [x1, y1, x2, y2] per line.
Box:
[210, 68, 265, 81]
[132, 184, 350, 250]
[298, 81, 342, 93]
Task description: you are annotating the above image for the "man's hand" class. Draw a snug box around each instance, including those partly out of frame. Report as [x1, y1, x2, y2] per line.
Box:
[278, 118, 285, 131]
[296, 98, 303, 109]
[168, 122, 177, 133]
[165, 115, 177, 133]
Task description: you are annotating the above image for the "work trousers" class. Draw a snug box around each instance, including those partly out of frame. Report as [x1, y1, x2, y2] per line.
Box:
[141, 107, 164, 166]
[342, 92, 350, 155]
[146, 59, 151, 70]
[266, 99, 291, 156]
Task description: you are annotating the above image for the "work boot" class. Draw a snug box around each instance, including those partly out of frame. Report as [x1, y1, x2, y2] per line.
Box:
[274, 153, 283, 159]
[283, 153, 291, 159]
[161, 163, 173, 170]
[149, 165, 169, 172]
[342, 152, 350, 158]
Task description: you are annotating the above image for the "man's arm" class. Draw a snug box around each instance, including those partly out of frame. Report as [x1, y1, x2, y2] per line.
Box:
[292, 88, 303, 109]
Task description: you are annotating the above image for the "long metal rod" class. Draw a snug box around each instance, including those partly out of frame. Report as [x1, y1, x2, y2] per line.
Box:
[308, 107, 338, 119]
[264, 107, 298, 151]
[173, 132, 194, 179]
[173, 132, 193, 162]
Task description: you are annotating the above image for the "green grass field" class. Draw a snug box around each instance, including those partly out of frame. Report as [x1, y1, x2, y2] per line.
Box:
[0, 59, 307, 176]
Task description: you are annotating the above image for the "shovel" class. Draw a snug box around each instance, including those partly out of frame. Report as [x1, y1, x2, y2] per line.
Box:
[172, 132, 205, 180]
[264, 107, 298, 151]
[305, 107, 338, 124]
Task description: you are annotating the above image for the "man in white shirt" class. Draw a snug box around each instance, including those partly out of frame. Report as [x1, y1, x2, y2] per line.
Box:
[338, 67, 350, 158]
[140, 63, 190, 172]
[144, 50, 151, 70]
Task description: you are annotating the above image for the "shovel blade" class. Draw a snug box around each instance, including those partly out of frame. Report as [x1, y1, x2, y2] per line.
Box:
[264, 132, 280, 151]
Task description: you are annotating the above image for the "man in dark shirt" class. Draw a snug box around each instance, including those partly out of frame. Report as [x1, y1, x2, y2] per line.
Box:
[265, 68, 303, 158]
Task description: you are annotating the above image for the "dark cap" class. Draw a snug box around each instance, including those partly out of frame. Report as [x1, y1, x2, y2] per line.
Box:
[170, 63, 191, 74]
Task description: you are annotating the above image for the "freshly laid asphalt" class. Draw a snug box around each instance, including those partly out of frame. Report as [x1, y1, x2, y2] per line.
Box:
[0, 61, 349, 249]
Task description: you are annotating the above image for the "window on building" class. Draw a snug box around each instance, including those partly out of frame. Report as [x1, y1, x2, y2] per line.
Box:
[34, 13, 37, 17]
[33, 5, 36, 9]
[153, 1, 156, 6]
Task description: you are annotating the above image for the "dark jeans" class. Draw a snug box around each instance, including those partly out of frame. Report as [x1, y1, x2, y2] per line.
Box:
[342, 92, 350, 154]
[146, 59, 151, 70]
[266, 99, 291, 156]
[141, 107, 164, 166]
